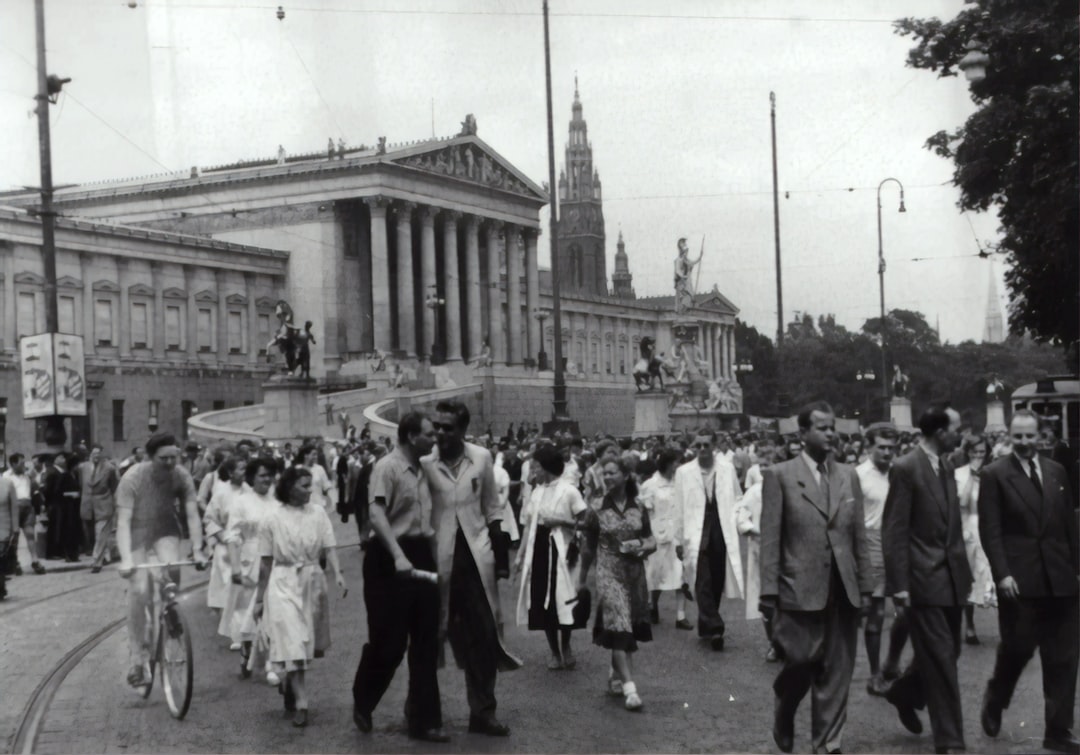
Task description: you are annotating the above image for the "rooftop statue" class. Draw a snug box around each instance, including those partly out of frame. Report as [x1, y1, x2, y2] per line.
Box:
[674, 237, 703, 315]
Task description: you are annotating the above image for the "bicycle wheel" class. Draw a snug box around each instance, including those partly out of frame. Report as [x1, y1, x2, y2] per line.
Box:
[140, 600, 158, 699]
[159, 604, 193, 719]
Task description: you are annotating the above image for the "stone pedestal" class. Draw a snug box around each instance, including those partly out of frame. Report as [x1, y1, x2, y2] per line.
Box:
[261, 376, 322, 442]
[633, 392, 671, 438]
[985, 400, 1007, 434]
[890, 397, 913, 432]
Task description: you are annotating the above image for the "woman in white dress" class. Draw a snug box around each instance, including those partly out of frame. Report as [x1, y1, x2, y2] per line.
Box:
[255, 466, 346, 727]
[639, 448, 687, 627]
[203, 457, 248, 614]
[299, 444, 333, 511]
[218, 457, 277, 677]
[516, 444, 588, 670]
[955, 434, 995, 644]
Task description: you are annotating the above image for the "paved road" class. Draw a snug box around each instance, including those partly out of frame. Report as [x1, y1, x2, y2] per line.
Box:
[6, 521, 1075, 754]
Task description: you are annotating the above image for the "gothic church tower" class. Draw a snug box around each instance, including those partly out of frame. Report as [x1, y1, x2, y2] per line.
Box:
[556, 80, 608, 296]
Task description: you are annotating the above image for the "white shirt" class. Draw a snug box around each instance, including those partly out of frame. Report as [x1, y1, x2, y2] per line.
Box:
[2, 469, 31, 500]
[745, 463, 763, 490]
[856, 459, 890, 531]
[801, 451, 825, 485]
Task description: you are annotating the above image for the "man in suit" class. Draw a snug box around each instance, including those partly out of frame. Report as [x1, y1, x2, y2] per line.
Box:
[978, 409, 1079, 755]
[882, 406, 972, 754]
[760, 401, 873, 754]
[673, 429, 753, 649]
[79, 445, 119, 573]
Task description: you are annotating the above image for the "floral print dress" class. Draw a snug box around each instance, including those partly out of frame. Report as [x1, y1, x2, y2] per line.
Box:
[584, 492, 653, 651]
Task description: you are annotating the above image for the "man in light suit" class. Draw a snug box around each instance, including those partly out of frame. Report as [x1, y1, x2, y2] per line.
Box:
[978, 410, 1079, 755]
[760, 401, 872, 754]
[673, 429, 754, 650]
[882, 406, 972, 754]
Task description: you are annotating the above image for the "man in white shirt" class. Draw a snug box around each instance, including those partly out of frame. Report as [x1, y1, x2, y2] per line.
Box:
[2, 454, 45, 575]
[855, 423, 899, 695]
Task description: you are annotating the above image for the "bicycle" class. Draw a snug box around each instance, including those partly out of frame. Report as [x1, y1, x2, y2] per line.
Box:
[130, 560, 200, 720]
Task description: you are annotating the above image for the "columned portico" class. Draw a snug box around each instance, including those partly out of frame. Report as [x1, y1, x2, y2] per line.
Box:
[419, 206, 437, 360]
[505, 223, 522, 365]
[464, 215, 482, 361]
[442, 211, 462, 361]
[524, 229, 540, 363]
[485, 221, 504, 364]
[364, 196, 392, 353]
[395, 201, 417, 356]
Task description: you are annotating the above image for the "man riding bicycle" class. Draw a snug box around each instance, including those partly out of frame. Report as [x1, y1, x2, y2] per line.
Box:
[116, 432, 207, 688]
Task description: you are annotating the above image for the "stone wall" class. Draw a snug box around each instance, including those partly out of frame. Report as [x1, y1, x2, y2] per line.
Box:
[480, 375, 635, 436]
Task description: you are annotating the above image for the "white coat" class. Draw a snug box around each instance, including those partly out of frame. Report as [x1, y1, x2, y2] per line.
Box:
[673, 457, 754, 600]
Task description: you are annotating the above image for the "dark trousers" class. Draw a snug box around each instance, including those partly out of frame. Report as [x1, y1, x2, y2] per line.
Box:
[353, 537, 442, 733]
[448, 527, 499, 721]
[695, 503, 727, 638]
[887, 605, 965, 750]
[773, 564, 857, 753]
[46, 502, 82, 561]
[988, 596, 1079, 738]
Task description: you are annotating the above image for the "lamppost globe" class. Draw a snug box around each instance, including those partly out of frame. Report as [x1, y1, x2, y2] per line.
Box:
[958, 40, 989, 83]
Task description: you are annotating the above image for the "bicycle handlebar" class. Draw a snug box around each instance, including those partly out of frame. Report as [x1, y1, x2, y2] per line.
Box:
[129, 560, 205, 570]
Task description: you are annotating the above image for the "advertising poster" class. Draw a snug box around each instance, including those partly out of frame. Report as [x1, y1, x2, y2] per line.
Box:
[19, 333, 55, 419]
[54, 334, 87, 416]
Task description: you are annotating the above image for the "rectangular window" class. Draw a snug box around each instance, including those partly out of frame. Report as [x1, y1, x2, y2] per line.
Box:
[227, 311, 243, 353]
[165, 305, 182, 350]
[131, 302, 149, 348]
[257, 314, 271, 355]
[58, 295, 76, 334]
[95, 299, 113, 346]
[112, 399, 124, 442]
[197, 308, 213, 352]
[17, 292, 35, 339]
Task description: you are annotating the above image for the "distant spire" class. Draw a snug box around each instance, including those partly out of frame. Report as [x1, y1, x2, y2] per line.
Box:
[983, 263, 1006, 343]
[574, 71, 579, 101]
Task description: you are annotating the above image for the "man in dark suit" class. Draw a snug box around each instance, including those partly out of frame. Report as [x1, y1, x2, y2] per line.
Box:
[882, 405, 972, 754]
[978, 409, 1079, 755]
[760, 401, 873, 754]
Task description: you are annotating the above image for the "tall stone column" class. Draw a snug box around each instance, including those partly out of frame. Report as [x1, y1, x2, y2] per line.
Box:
[717, 324, 726, 378]
[485, 221, 504, 364]
[463, 216, 482, 360]
[78, 253, 93, 356]
[1, 245, 14, 352]
[244, 272, 258, 366]
[442, 211, 462, 361]
[728, 325, 735, 379]
[395, 201, 416, 356]
[419, 206, 437, 360]
[524, 229, 540, 363]
[151, 262, 165, 360]
[117, 259, 131, 358]
[184, 266, 198, 360]
[504, 223, 522, 365]
[364, 197, 392, 353]
[215, 269, 228, 362]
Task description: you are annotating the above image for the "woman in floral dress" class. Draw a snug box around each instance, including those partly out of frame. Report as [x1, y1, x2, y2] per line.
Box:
[578, 456, 656, 712]
[516, 444, 588, 670]
[219, 457, 277, 677]
[255, 466, 346, 727]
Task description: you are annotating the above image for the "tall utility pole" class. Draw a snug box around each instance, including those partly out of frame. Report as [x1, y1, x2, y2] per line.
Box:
[770, 92, 783, 347]
[34, 0, 67, 449]
[541, 0, 573, 432]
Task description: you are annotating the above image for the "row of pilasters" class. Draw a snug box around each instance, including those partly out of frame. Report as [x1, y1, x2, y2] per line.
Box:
[362, 197, 539, 366]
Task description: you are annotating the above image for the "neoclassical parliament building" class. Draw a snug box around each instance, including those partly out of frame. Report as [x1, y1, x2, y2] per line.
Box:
[1, 88, 738, 454]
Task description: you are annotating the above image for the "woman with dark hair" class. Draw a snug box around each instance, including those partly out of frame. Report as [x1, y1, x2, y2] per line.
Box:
[219, 456, 277, 677]
[640, 447, 686, 627]
[299, 444, 332, 512]
[577, 455, 656, 711]
[255, 465, 346, 727]
[203, 456, 248, 613]
[955, 433, 996, 643]
[515, 444, 588, 670]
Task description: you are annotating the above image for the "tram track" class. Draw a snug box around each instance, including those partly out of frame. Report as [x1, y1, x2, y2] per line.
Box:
[10, 579, 208, 755]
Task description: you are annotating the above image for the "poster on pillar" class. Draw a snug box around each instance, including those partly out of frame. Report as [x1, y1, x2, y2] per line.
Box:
[54, 334, 87, 416]
[18, 333, 86, 418]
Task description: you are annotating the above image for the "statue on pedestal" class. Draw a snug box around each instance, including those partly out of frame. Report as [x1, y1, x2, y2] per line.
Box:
[986, 375, 1005, 402]
[673, 237, 703, 315]
[891, 365, 910, 398]
[267, 300, 305, 376]
[632, 336, 665, 392]
[474, 340, 493, 368]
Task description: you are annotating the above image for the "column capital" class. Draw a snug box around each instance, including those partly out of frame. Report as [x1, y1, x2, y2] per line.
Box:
[484, 218, 504, 234]
[523, 226, 541, 240]
[442, 209, 463, 223]
[363, 195, 391, 215]
[395, 200, 417, 217]
[418, 204, 438, 224]
[463, 213, 482, 231]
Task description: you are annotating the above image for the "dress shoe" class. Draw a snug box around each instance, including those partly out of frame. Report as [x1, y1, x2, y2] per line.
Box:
[1043, 734, 1080, 755]
[773, 698, 794, 753]
[468, 716, 510, 737]
[14, 563, 23, 576]
[31, 561, 46, 574]
[90, 565, 102, 574]
[980, 689, 1001, 737]
[352, 707, 372, 733]
[675, 618, 693, 631]
[894, 703, 923, 735]
[409, 727, 450, 743]
[292, 709, 308, 728]
[710, 635, 725, 651]
[866, 674, 891, 697]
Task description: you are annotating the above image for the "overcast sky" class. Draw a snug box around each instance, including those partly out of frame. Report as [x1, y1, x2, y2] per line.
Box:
[0, 0, 1008, 345]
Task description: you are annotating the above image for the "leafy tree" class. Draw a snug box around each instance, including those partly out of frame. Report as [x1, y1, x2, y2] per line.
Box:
[894, 0, 1079, 353]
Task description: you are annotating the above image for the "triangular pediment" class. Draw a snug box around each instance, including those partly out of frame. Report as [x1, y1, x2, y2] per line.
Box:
[256, 296, 277, 309]
[194, 289, 218, 303]
[226, 293, 247, 306]
[14, 271, 45, 285]
[163, 287, 187, 299]
[388, 135, 547, 202]
[93, 279, 119, 292]
[129, 283, 155, 297]
[695, 291, 739, 316]
[57, 275, 83, 289]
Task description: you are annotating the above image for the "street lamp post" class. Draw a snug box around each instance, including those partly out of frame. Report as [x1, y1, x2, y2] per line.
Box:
[532, 307, 550, 371]
[876, 177, 905, 415]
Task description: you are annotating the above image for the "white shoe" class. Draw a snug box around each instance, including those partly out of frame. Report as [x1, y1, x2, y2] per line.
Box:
[266, 670, 281, 686]
[229, 642, 242, 651]
[623, 682, 642, 711]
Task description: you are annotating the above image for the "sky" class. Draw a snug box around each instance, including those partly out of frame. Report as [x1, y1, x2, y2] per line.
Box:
[0, 0, 1009, 345]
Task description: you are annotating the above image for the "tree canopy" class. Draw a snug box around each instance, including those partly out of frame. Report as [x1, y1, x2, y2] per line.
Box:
[894, 0, 1079, 353]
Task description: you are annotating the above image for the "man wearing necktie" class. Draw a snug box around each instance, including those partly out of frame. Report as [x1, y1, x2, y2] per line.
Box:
[882, 406, 972, 754]
[977, 410, 1079, 755]
[760, 401, 873, 754]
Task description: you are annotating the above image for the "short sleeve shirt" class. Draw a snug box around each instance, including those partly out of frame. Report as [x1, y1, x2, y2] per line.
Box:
[856, 459, 889, 531]
[115, 461, 198, 550]
[368, 447, 432, 539]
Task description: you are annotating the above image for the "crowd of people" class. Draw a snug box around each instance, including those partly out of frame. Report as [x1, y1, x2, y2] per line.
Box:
[0, 400, 1075, 753]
